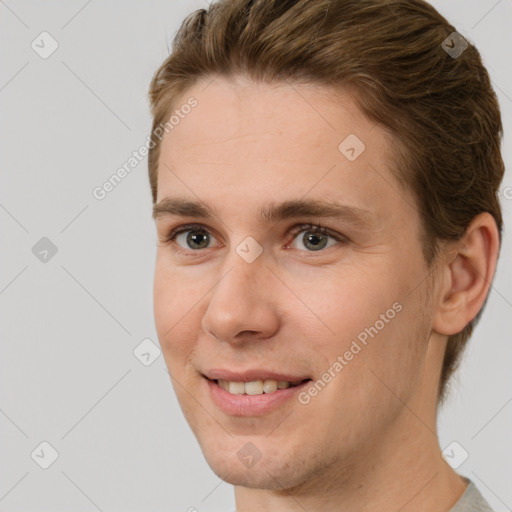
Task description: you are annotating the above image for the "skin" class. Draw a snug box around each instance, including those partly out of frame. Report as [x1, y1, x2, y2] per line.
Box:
[152, 76, 499, 512]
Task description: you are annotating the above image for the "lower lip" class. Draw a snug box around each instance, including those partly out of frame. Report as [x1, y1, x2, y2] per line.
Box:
[205, 377, 311, 416]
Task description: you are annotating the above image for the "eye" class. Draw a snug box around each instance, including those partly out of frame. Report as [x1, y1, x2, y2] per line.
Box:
[287, 223, 347, 252]
[161, 222, 348, 256]
[164, 223, 220, 253]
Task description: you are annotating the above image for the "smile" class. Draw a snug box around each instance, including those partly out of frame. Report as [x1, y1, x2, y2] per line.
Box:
[216, 378, 307, 395]
[204, 376, 313, 416]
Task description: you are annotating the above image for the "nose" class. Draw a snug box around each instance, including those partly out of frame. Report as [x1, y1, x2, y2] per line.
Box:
[201, 250, 280, 344]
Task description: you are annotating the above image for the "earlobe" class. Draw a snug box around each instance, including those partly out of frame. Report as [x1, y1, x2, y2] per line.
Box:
[433, 212, 500, 336]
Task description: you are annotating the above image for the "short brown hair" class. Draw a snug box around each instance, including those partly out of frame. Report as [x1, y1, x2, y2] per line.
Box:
[147, 0, 504, 402]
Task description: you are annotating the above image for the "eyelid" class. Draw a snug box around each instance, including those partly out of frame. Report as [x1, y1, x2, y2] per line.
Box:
[163, 223, 219, 244]
[287, 223, 349, 245]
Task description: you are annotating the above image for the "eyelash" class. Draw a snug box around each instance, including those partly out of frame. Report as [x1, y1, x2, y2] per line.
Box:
[162, 222, 348, 256]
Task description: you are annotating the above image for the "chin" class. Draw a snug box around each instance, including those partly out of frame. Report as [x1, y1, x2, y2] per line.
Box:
[205, 455, 295, 490]
[197, 437, 315, 491]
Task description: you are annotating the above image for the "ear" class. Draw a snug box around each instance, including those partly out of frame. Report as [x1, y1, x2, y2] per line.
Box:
[433, 212, 500, 336]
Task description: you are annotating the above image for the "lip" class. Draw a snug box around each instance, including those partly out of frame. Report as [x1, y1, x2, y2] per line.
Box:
[203, 368, 310, 383]
[203, 375, 312, 416]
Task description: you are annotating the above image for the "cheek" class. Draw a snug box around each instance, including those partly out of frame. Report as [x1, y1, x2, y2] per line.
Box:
[341, 278, 431, 409]
[304, 259, 427, 382]
[153, 263, 176, 335]
[153, 260, 200, 364]
[153, 254, 201, 322]
[295, 265, 402, 349]
[306, 289, 429, 446]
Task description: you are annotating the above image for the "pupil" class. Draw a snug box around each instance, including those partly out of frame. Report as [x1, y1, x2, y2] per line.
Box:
[304, 232, 327, 250]
[188, 231, 209, 249]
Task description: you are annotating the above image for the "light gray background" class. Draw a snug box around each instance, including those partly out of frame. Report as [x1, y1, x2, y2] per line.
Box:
[0, 1, 511, 511]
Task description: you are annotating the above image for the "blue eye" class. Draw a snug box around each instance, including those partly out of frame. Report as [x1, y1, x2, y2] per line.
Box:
[288, 224, 346, 252]
[167, 224, 219, 251]
[163, 222, 347, 255]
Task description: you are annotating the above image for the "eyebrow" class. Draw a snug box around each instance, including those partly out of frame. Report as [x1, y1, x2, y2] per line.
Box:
[152, 196, 375, 229]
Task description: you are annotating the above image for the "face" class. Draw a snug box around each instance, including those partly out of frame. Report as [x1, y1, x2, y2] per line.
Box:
[153, 76, 437, 491]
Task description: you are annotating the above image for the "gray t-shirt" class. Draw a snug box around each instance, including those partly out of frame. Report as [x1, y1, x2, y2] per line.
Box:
[449, 478, 495, 512]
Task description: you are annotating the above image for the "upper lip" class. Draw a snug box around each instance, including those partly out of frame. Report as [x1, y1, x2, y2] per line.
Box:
[203, 368, 311, 383]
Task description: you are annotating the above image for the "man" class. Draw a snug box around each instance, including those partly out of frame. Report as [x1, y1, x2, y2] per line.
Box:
[148, 1, 504, 510]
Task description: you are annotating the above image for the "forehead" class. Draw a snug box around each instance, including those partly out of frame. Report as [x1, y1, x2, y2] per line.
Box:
[155, 77, 414, 227]
[160, 77, 378, 167]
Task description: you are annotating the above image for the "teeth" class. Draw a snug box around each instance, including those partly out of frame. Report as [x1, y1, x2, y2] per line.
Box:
[217, 379, 301, 395]
[245, 380, 264, 395]
[218, 379, 230, 391]
[228, 381, 245, 394]
[263, 380, 278, 393]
